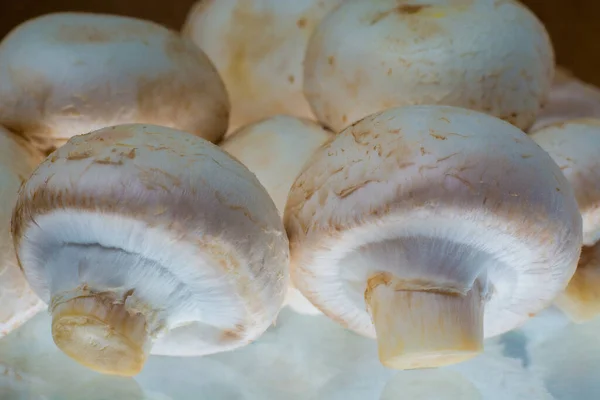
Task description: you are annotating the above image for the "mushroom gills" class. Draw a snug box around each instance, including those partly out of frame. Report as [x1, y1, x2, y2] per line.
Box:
[554, 244, 600, 323]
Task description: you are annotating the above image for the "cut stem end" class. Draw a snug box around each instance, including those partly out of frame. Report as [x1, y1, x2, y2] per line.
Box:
[51, 294, 150, 377]
[365, 274, 484, 370]
[555, 244, 600, 323]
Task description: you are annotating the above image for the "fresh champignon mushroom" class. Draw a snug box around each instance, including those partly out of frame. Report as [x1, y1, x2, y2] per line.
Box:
[530, 119, 600, 322]
[530, 67, 600, 132]
[0, 12, 230, 154]
[303, 0, 554, 132]
[284, 105, 582, 370]
[0, 126, 44, 338]
[182, 0, 344, 133]
[11, 124, 288, 376]
[221, 115, 333, 315]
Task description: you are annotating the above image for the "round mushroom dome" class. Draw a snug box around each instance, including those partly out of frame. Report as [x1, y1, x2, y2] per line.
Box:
[0, 12, 230, 154]
[11, 124, 289, 376]
[304, 0, 554, 132]
[183, 0, 344, 133]
[285, 105, 582, 370]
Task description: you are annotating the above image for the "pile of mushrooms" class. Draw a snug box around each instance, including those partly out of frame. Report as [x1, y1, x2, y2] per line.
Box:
[1, 0, 599, 381]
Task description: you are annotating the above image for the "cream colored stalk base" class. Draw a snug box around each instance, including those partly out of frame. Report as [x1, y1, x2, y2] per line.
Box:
[365, 273, 484, 370]
[555, 244, 600, 323]
[51, 294, 150, 377]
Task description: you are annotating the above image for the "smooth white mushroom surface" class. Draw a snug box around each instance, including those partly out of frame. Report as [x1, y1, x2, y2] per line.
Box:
[0, 12, 230, 154]
[530, 68, 600, 132]
[221, 115, 333, 315]
[304, 0, 554, 132]
[285, 105, 582, 370]
[0, 126, 44, 338]
[11, 124, 289, 376]
[182, 0, 344, 133]
[530, 119, 600, 322]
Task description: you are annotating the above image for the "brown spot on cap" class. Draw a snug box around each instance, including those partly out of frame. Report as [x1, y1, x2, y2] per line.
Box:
[219, 324, 246, 342]
[297, 17, 307, 28]
[397, 4, 430, 15]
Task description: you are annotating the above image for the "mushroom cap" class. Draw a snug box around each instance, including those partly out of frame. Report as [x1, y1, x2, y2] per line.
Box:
[0, 12, 230, 154]
[530, 68, 600, 132]
[530, 119, 600, 246]
[220, 115, 334, 214]
[183, 0, 344, 133]
[11, 124, 289, 356]
[304, 0, 554, 132]
[0, 126, 44, 337]
[284, 105, 581, 339]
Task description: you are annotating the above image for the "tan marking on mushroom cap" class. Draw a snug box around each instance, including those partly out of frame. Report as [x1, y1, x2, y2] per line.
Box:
[530, 119, 600, 245]
[0, 12, 230, 154]
[183, 0, 344, 133]
[0, 126, 45, 337]
[12, 124, 288, 346]
[284, 105, 581, 338]
[303, 0, 554, 132]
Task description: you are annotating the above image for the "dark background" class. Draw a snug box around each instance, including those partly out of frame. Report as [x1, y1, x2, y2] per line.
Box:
[0, 0, 598, 85]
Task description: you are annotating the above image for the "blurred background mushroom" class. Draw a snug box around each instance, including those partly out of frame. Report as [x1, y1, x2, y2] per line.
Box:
[530, 119, 600, 322]
[302, 0, 554, 132]
[0, 0, 597, 88]
[182, 0, 344, 134]
[0, 12, 229, 155]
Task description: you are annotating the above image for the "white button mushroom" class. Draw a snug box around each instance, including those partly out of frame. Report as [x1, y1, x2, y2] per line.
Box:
[304, 0, 554, 132]
[0, 12, 230, 155]
[221, 115, 333, 315]
[182, 0, 344, 133]
[530, 67, 600, 132]
[530, 119, 600, 322]
[11, 124, 289, 376]
[284, 105, 582, 370]
[0, 126, 44, 338]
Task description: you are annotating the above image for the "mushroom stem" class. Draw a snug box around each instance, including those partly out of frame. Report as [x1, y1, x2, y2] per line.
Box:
[51, 292, 151, 377]
[554, 244, 600, 323]
[365, 273, 484, 370]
